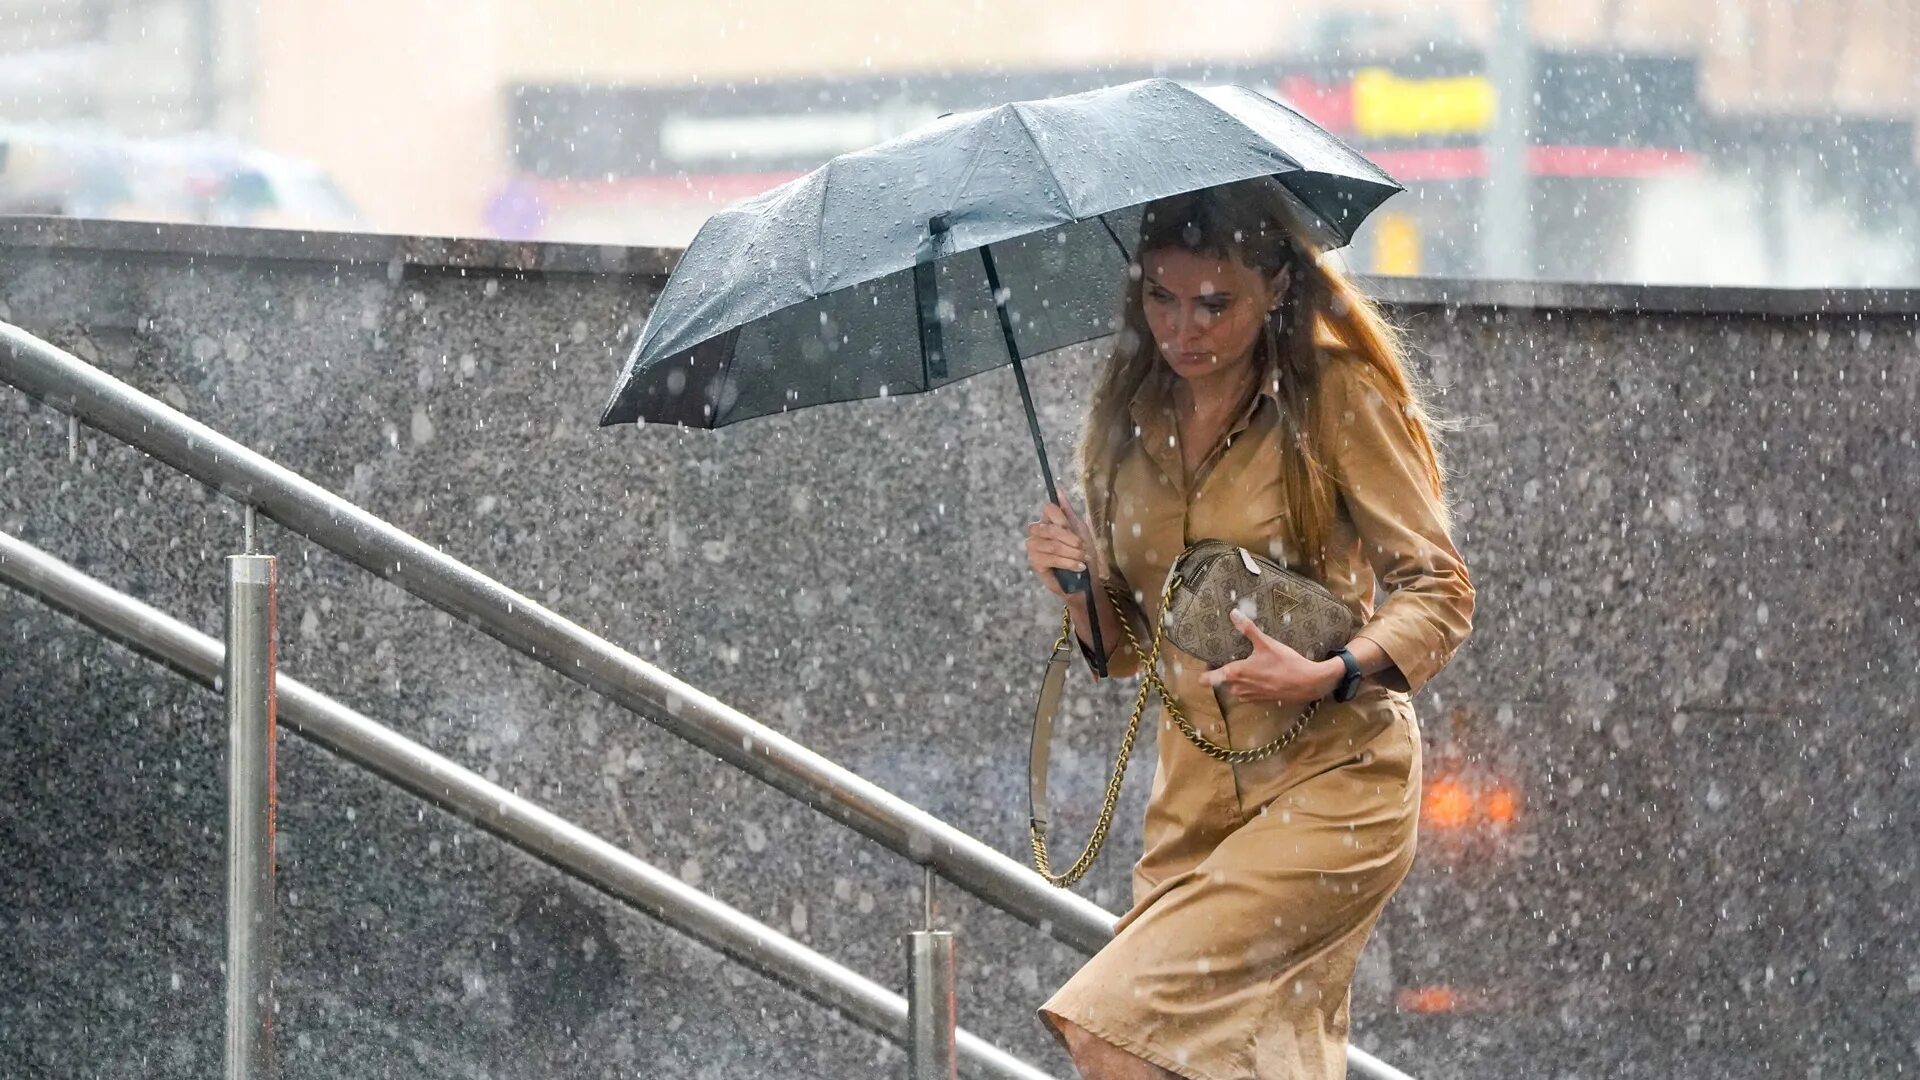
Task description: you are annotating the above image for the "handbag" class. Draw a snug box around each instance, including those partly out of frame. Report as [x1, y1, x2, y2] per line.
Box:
[1026, 538, 1362, 888]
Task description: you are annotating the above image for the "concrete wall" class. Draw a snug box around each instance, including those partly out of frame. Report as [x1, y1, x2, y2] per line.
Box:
[1, 217, 1915, 1079]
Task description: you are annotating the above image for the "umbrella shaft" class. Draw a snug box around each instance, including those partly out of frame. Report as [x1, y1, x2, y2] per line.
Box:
[980, 245, 1105, 673]
[1006, 354, 1059, 503]
[978, 245, 1060, 504]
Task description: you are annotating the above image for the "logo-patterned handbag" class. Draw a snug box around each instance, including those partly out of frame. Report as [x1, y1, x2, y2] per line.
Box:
[1027, 538, 1360, 888]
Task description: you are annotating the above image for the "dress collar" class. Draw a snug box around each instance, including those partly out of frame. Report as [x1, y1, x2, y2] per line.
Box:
[1127, 369, 1280, 489]
[1128, 369, 1280, 439]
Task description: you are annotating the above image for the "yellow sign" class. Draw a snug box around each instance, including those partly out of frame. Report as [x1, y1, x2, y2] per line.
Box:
[1351, 67, 1496, 139]
[1371, 212, 1422, 276]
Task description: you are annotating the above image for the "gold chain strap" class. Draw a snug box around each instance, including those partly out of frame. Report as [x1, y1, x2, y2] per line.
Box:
[1029, 586, 1147, 888]
[1125, 576, 1325, 765]
[1029, 576, 1323, 888]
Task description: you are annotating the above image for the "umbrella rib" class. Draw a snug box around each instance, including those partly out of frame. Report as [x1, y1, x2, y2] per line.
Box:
[809, 158, 835, 296]
[709, 326, 744, 427]
[1187, 85, 1306, 176]
[1095, 213, 1133, 264]
[1006, 102, 1076, 220]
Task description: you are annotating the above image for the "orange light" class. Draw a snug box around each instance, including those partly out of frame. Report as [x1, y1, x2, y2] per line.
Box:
[1422, 778, 1474, 829]
[1396, 985, 1462, 1014]
[1484, 786, 1518, 825]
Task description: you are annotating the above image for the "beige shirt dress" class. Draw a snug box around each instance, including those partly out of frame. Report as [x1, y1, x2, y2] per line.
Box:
[1038, 347, 1476, 1079]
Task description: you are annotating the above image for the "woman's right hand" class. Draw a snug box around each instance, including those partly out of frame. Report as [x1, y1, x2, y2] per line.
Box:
[1025, 498, 1104, 600]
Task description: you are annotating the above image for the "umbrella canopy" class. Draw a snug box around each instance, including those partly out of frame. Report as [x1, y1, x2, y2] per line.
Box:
[596, 76, 1401, 433]
[596, 76, 1404, 674]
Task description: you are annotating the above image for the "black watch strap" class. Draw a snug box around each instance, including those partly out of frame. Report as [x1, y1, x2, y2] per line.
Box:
[1333, 647, 1362, 702]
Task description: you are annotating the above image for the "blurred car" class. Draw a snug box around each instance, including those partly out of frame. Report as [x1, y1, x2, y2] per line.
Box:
[0, 124, 361, 230]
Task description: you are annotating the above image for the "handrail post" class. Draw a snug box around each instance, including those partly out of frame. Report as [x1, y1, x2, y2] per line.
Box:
[225, 550, 278, 1080]
[906, 867, 957, 1080]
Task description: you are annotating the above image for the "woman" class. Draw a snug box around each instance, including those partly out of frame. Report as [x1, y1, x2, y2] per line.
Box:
[1023, 178, 1475, 1080]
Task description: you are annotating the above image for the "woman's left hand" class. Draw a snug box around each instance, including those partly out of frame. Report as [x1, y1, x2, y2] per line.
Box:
[1199, 609, 1339, 705]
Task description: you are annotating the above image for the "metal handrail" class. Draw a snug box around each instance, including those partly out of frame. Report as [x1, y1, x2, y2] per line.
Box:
[0, 528, 1056, 1080]
[0, 321, 1414, 1080]
[0, 318, 1113, 953]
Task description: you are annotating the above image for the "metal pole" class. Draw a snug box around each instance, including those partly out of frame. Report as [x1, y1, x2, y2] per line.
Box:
[225, 552, 277, 1080]
[1481, 0, 1535, 279]
[907, 869, 958, 1080]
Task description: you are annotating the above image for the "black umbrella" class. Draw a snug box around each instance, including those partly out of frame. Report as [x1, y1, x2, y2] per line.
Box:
[597, 77, 1403, 670]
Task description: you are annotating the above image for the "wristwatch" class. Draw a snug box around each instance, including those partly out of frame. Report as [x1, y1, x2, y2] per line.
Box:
[1331, 647, 1363, 702]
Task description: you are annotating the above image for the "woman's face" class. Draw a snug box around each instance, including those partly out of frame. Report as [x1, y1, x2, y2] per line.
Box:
[1140, 246, 1289, 385]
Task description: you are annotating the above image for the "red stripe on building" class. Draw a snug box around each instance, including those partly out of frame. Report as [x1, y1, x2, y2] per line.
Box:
[1368, 145, 1700, 181]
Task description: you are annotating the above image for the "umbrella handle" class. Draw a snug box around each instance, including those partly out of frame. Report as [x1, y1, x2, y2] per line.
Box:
[1049, 566, 1108, 679]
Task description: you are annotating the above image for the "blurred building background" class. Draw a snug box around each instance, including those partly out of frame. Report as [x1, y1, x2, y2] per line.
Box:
[2, 0, 1916, 283]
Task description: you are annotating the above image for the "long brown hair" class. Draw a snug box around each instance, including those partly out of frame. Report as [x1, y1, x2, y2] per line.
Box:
[1076, 176, 1456, 585]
